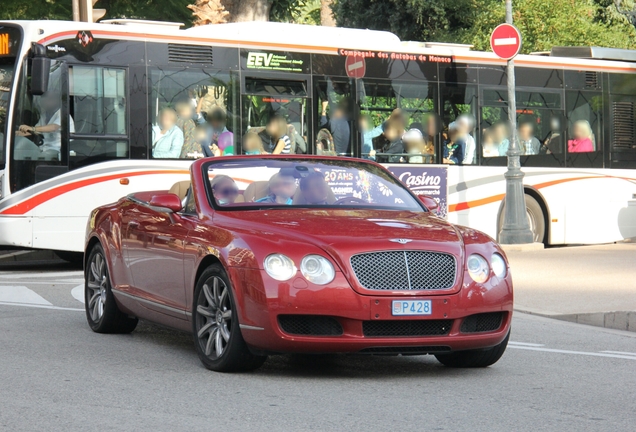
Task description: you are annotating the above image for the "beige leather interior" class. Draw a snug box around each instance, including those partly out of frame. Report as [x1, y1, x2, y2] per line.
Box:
[243, 181, 270, 202]
[169, 181, 191, 200]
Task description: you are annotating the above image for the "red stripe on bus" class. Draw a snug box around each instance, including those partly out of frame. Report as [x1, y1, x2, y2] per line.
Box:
[0, 170, 190, 215]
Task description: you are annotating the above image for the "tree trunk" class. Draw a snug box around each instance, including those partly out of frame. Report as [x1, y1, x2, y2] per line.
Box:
[225, 0, 271, 22]
[320, 0, 336, 27]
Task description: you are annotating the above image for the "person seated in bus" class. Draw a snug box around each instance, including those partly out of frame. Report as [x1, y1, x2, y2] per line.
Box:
[264, 114, 292, 154]
[152, 108, 184, 159]
[18, 90, 75, 159]
[255, 172, 297, 205]
[320, 100, 350, 155]
[457, 114, 476, 164]
[423, 113, 441, 155]
[299, 171, 330, 205]
[242, 131, 265, 155]
[402, 128, 428, 164]
[372, 118, 404, 163]
[175, 99, 198, 159]
[210, 175, 239, 206]
[541, 115, 563, 154]
[482, 128, 499, 158]
[492, 122, 511, 156]
[193, 124, 220, 158]
[208, 108, 229, 144]
[443, 122, 465, 165]
[568, 120, 595, 153]
[518, 121, 541, 155]
[359, 114, 383, 160]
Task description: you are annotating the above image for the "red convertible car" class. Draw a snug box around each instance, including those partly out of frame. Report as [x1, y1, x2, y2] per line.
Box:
[84, 156, 513, 372]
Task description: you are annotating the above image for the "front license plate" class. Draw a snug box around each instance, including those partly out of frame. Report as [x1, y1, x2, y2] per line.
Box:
[392, 300, 432, 316]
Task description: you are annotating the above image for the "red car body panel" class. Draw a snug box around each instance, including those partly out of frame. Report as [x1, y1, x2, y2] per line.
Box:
[85, 156, 513, 353]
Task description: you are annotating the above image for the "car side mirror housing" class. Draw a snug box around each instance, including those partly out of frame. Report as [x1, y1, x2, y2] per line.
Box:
[418, 195, 438, 212]
[149, 193, 183, 213]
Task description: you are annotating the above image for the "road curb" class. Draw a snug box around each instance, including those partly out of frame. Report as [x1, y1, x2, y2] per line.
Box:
[501, 242, 544, 252]
[514, 307, 636, 333]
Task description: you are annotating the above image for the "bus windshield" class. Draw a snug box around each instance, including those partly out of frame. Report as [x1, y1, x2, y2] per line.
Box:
[0, 25, 21, 168]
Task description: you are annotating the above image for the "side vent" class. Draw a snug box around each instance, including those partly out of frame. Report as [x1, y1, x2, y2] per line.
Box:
[612, 101, 635, 149]
[585, 71, 599, 89]
[168, 44, 213, 64]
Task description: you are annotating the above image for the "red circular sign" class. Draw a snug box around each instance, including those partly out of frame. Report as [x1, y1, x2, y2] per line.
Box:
[345, 55, 366, 78]
[490, 24, 522, 60]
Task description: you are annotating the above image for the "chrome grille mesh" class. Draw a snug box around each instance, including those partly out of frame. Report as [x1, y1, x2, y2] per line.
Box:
[350, 251, 456, 290]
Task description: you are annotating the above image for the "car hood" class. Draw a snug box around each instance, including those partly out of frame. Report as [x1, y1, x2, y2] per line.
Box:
[220, 209, 464, 261]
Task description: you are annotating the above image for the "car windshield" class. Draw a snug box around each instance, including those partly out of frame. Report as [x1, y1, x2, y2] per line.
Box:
[204, 157, 423, 211]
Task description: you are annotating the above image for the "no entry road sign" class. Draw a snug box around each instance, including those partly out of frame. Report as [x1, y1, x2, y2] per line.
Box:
[490, 23, 522, 60]
[345, 55, 366, 78]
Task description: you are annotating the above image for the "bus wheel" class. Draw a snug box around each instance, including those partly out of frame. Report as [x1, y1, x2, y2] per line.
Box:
[499, 195, 546, 244]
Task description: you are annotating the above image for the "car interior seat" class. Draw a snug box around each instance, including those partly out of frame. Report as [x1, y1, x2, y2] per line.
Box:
[169, 180, 192, 200]
[242, 181, 270, 202]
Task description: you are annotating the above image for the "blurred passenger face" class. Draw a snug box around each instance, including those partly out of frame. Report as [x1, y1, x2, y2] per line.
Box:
[40, 92, 60, 112]
[176, 103, 194, 119]
[270, 175, 297, 199]
[448, 129, 460, 142]
[426, 115, 438, 136]
[550, 117, 561, 131]
[384, 125, 399, 142]
[210, 110, 226, 131]
[301, 176, 329, 204]
[159, 110, 177, 130]
[195, 128, 208, 144]
[266, 118, 284, 138]
[519, 123, 533, 140]
[359, 116, 369, 132]
[243, 135, 261, 152]
[573, 122, 588, 140]
[213, 178, 239, 204]
[494, 124, 508, 142]
[333, 107, 345, 119]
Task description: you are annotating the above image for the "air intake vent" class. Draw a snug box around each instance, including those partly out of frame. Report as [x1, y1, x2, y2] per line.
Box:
[612, 101, 635, 149]
[585, 71, 599, 89]
[168, 44, 213, 64]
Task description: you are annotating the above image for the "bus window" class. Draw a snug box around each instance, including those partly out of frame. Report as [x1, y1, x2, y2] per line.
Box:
[69, 66, 128, 169]
[150, 68, 237, 159]
[358, 80, 436, 163]
[242, 78, 308, 155]
[315, 78, 353, 157]
[10, 59, 69, 192]
[480, 88, 566, 167]
[566, 90, 603, 168]
[441, 85, 477, 164]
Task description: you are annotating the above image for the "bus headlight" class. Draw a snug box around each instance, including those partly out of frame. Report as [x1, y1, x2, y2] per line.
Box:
[264, 254, 296, 281]
[491, 253, 507, 278]
[467, 254, 489, 283]
[300, 255, 335, 285]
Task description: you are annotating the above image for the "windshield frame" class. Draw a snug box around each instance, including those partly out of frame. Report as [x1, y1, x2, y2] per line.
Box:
[201, 155, 428, 213]
[0, 24, 23, 169]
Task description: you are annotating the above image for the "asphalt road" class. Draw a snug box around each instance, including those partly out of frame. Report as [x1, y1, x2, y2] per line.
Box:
[1, 261, 635, 431]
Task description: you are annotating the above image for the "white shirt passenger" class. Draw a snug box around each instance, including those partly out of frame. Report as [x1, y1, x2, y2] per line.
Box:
[37, 109, 75, 154]
[462, 133, 476, 165]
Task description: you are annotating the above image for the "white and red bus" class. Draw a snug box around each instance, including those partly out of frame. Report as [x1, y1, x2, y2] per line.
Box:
[0, 19, 635, 257]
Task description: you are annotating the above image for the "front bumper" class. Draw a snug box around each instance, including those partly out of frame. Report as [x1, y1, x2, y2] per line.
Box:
[230, 268, 513, 355]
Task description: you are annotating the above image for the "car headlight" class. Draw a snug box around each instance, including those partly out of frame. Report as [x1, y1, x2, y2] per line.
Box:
[264, 254, 296, 281]
[300, 255, 335, 285]
[491, 253, 507, 278]
[467, 254, 489, 283]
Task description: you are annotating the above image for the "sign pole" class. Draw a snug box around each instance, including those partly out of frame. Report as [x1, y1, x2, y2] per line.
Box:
[498, 0, 534, 244]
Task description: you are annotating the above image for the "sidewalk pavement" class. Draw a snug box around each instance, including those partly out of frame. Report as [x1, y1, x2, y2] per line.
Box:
[506, 242, 636, 332]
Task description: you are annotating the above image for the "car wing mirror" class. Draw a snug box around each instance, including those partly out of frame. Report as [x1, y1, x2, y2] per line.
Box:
[418, 195, 438, 212]
[149, 193, 183, 213]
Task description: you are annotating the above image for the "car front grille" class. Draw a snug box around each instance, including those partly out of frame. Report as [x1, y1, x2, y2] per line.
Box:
[362, 319, 453, 337]
[278, 315, 343, 336]
[460, 312, 504, 333]
[350, 251, 456, 291]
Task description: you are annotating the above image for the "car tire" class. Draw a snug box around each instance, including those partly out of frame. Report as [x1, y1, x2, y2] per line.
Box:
[499, 195, 546, 244]
[85, 243, 138, 334]
[192, 265, 267, 372]
[434, 330, 510, 368]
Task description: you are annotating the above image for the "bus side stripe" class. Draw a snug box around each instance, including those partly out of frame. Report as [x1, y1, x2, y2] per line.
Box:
[0, 170, 189, 215]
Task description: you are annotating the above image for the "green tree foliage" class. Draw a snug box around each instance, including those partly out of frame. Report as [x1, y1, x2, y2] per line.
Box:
[1, 0, 73, 20]
[95, 0, 194, 24]
[332, 0, 476, 42]
[332, 0, 636, 52]
[458, 0, 636, 52]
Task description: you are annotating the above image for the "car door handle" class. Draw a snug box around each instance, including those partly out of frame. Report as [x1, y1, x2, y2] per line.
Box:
[128, 221, 140, 228]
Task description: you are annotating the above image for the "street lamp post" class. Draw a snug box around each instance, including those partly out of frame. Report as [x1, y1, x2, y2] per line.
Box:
[498, 0, 534, 244]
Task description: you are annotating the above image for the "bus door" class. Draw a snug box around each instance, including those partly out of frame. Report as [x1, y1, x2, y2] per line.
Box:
[240, 77, 310, 155]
